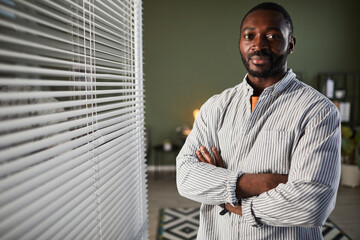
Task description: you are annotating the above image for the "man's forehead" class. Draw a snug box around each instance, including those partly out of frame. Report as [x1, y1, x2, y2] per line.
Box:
[241, 9, 288, 31]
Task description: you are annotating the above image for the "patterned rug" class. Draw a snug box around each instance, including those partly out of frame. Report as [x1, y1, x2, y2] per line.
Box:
[157, 208, 352, 240]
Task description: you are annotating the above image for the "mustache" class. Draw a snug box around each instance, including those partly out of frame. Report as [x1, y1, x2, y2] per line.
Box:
[247, 50, 273, 61]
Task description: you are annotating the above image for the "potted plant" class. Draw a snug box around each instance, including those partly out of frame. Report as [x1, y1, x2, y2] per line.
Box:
[340, 126, 360, 188]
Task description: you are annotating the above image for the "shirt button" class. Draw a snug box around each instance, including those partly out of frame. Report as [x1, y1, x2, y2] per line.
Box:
[232, 222, 236, 226]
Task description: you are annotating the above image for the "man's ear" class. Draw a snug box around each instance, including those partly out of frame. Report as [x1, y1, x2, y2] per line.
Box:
[288, 36, 296, 54]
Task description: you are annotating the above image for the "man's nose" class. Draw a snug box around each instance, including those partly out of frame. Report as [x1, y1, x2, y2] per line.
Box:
[251, 35, 269, 51]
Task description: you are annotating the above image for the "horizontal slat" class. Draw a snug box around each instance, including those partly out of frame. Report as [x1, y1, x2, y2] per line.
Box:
[107, 207, 137, 240]
[0, 19, 134, 61]
[0, 125, 94, 164]
[0, 140, 140, 236]
[0, 64, 137, 81]
[46, 196, 98, 240]
[0, 34, 132, 68]
[94, 7, 133, 37]
[96, 0, 134, 23]
[0, 92, 141, 116]
[0, 129, 141, 196]
[64, 0, 134, 31]
[96, 137, 140, 168]
[47, 0, 134, 34]
[0, 101, 141, 132]
[99, 180, 138, 239]
[0, 135, 95, 195]
[102, 179, 138, 239]
[0, 89, 136, 100]
[44, 145, 141, 239]
[75, 221, 99, 240]
[1, 171, 96, 239]
[0, 78, 138, 87]
[13, 146, 139, 240]
[98, 152, 140, 202]
[101, 167, 139, 221]
[40, 148, 139, 240]
[0, 133, 137, 212]
[100, 153, 141, 202]
[40, 150, 138, 240]
[118, 180, 148, 240]
[99, 158, 141, 208]
[20, 1, 134, 46]
[0, 116, 139, 169]
[71, 209, 100, 240]
[100, 0, 134, 18]
[0, 49, 134, 74]
[67, 213, 99, 240]
[0, 3, 134, 55]
[0, 108, 140, 148]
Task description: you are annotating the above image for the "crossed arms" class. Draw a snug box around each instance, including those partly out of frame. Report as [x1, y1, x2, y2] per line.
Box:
[195, 146, 288, 216]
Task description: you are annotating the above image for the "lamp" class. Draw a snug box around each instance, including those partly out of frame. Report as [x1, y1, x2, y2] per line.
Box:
[177, 109, 200, 137]
[193, 108, 200, 120]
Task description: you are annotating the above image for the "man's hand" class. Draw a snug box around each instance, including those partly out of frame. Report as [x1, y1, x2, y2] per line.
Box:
[196, 146, 243, 216]
[196, 146, 223, 168]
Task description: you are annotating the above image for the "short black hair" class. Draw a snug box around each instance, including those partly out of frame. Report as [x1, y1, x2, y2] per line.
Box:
[240, 2, 294, 36]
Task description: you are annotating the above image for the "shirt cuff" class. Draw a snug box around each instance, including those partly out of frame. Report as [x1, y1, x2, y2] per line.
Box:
[241, 197, 263, 228]
[224, 171, 243, 206]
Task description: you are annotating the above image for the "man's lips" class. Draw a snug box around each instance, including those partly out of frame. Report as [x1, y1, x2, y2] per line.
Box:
[250, 55, 270, 65]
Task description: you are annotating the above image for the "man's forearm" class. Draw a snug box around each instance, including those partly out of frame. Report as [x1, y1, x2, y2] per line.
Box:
[194, 146, 288, 201]
[236, 173, 288, 199]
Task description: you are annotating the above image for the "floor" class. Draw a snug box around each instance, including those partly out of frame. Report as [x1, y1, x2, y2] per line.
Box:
[147, 170, 360, 240]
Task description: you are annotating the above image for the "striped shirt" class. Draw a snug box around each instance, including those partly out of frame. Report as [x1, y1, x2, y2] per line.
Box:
[176, 69, 341, 240]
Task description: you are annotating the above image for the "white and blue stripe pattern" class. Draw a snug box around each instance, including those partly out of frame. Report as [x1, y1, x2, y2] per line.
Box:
[176, 69, 341, 240]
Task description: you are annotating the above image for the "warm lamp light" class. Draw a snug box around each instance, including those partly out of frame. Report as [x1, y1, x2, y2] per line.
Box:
[179, 109, 200, 137]
[182, 128, 192, 136]
[193, 109, 200, 120]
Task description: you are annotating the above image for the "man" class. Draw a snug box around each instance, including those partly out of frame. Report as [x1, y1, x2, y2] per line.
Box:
[176, 2, 341, 239]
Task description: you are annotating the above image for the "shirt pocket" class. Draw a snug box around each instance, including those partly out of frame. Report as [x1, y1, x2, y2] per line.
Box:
[242, 130, 293, 174]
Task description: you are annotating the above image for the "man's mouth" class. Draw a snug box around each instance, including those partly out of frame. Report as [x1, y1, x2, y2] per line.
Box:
[250, 55, 270, 65]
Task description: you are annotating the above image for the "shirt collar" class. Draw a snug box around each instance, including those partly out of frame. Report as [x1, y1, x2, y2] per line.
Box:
[242, 69, 297, 96]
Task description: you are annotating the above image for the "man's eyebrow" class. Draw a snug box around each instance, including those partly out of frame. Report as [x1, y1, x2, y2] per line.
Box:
[242, 27, 254, 32]
[266, 27, 281, 31]
[242, 27, 282, 32]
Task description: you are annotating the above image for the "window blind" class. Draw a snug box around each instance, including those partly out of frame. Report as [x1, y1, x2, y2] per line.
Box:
[0, 0, 148, 239]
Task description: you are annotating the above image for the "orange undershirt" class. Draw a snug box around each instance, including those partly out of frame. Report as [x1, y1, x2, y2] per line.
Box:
[251, 96, 259, 112]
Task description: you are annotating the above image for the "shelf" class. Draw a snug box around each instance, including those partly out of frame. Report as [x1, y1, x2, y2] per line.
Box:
[317, 72, 358, 126]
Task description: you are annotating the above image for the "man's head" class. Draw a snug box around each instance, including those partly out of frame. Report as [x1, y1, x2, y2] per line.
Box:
[239, 2, 296, 79]
[241, 2, 294, 37]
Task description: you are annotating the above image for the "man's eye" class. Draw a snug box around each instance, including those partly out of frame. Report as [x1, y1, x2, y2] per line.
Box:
[267, 34, 279, 39]
[244, 34, 253, 39]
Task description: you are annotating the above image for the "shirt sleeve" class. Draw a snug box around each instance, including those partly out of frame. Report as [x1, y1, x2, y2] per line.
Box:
[176, 97, 243, 206]
[242, 105, 341, 228]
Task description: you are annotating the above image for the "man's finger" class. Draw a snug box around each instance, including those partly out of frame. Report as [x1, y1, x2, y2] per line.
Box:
[212, 147, 223, 168]
[200, 146, 214, 165]
[196, 150, 207, 163]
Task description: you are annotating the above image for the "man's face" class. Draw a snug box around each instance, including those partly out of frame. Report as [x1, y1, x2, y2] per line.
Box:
[239, 9, 294, 78]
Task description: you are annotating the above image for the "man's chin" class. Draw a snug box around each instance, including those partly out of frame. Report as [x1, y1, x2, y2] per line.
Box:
[250, 63, 271, 71]
[247, 68, 272, 78]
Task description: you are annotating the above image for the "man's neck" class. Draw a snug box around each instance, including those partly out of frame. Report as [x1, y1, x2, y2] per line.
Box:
[247, 71, 286, 96]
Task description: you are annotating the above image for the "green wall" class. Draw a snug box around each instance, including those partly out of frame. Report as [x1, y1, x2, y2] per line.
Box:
[143, 0, 360, 164]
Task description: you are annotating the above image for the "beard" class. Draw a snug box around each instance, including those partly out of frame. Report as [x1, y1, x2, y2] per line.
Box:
[240, 49, 288, 78]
